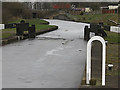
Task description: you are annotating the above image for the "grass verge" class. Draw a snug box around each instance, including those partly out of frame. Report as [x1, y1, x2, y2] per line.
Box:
[105, 31, 119, 87]
[104, 31, 119, 43]
[67, 13, 118, 26]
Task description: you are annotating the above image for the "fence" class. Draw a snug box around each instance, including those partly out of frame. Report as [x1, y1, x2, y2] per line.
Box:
[102, 9, 118, 14]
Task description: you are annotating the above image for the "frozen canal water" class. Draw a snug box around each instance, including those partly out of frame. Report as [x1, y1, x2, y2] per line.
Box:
[2, 20, 89, 88]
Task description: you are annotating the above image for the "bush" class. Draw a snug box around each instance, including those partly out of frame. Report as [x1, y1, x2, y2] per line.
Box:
[2, 2, 32, 23]
[22, 9, 32, 19]
[2, 2, 59, 23]
[37, 10, 58, 19]
[2, 9, 13, 23]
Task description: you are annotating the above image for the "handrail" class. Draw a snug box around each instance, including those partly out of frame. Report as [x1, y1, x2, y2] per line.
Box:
[86, 36, 106, 86]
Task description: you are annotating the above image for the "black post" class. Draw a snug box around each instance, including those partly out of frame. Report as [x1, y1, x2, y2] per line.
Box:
[84, 26, 90, 41]
[33, 13, 37, 18]
[84, 26, 87, 40]
[28, 24, 36, 38]
[16, 23, 24, 36]
[16, 20, 25, 36]
[86, 27, 90, 41]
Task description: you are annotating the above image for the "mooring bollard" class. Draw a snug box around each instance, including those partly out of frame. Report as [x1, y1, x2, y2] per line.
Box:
[28, 24, 36, 38]
[84, 26, 90, 41]
[108, 64, 113, 71]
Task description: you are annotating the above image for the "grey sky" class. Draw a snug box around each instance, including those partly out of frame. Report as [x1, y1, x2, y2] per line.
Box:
[1, 0, 120, 2]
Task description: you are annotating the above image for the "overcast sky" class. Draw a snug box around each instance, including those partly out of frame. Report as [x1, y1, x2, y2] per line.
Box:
[1, 0, 120, 2]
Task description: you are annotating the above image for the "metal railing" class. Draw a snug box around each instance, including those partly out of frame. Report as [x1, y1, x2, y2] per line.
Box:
[86, 36, 106, 86]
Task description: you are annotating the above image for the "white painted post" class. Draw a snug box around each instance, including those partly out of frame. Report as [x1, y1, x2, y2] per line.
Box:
[17, 36, 20, 40]
[21, 36, 23, 40]
[0, 24, 5, 30]
[86, 36, 106, 86]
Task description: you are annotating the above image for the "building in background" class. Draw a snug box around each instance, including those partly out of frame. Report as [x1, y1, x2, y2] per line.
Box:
[108, 4, 118, 10]
[85, 7, 92, 13]
[101, 4, 118, 14]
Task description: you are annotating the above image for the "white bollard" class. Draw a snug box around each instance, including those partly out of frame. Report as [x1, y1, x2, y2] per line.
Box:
[21, 36, 24, 40]
[17, 36, 20, 40]
[86, 36, 106, 86]
[0, 24, 5, 30]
